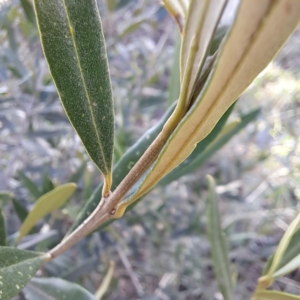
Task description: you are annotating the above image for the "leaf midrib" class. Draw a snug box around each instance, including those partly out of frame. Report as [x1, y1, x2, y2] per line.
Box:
[0, 255, 43, 272]
[61, 0, 109, 174]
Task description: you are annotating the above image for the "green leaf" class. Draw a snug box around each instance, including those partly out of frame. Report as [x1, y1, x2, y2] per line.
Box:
[68, 103, 176, 234]
[42, 172, 55, 194]
[0, 191, 14, 207]
[18, 171, 42, 200]
[273, 252, 300, 278]
[160, 107, 260, 185]
[252, 290, 300, 300]
[0, 247, 47, 300]
[209, 25, 228, 55]
[123, 0, 300, 209]
[0, 208, 6, 246]
[267, 212, 300, 277]
[262, 227, 300, 276]
[34, 0, 114, 195]
[12, 198, 29, 223]
[69, 161, 87, 184]
[17, 183, 76, 243]
[166, 31, 181, 107]
[207, 175, 233, 300]
[20, 0, 37, 25]
[24, 277, 97, 300]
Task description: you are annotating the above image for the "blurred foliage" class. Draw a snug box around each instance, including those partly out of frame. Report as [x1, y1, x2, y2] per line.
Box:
[1, 0, 300, 299]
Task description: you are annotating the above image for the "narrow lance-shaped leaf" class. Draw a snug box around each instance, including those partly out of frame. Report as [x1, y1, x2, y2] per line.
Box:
[12, 198, 29, 223]
[267, 212, 300, 277]
[20, 0, 37, 25]
[160, 107, 260, 186]
[34, 0, 114, 195]
[0, 208, 6, 246]
[257, 211, 300, 290]
[180, 0, 227, 102]
[17, 183, 76, 243]
[18, 171, 42, 200]
[119, 0, 300, 214]
[252, 290, 300, 300]
[206, 175, 233, 300]
[262, 227, 300, 276]
[24, 277, 97, 300]
[0, 247, 48, 300]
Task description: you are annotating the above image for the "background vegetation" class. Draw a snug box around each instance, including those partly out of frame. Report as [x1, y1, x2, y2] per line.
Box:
[1, 0, 300, 299]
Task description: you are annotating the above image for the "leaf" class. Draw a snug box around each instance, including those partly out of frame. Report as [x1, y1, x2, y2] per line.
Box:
[162, 0, 186, 31]
[20, 0, 37, 25]
[180, 0, 227, 103]
[106, 0, 116, 12]
[69, 161, 87, 184]
[95, 261, 115, 299]
[24, 277, 97, 300]
[0, 191, 14, 207]
[252, 290, 300, 300]
[262, 227, 300, 276]
[258, 211, 300, 289]
[18, 171, 42, 200]
[160, 107, 260, 185]
[42, 172, 55, 194]
[12, 198, 29, 223]
[206, 175, 233, 300]
[118, 20, 145, 40]
[34, 0, 114, 195]
[166, 31, 181, 107]
[0, 208, 6, 246]
[267, 211, 300, 277]
[0, 247, 47, 300]
[273, 252, 300, 278]
[68, 103, 176, 234]
[209, 25, 228, 55]
[122, 0, 300, 211]
[17, 183, 76, 243]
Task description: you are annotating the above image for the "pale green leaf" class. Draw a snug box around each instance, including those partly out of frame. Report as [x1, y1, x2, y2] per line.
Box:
[267, 211, 300, 277]
[0, 208, 6, 246]
[24, 277, 97, 300]
[273, 252, 300, 278]
[252, 290, 300, 300]
[17, 183, 76, 243]
[207, 175, 233, 300]
[95, 261, 115, 299]
[262, 227, 300, 276]
[34, 0, 114, 194]
[0, 247, 47, 300]
[0, 191, 14, 207]
[122, 0, 300, 210]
